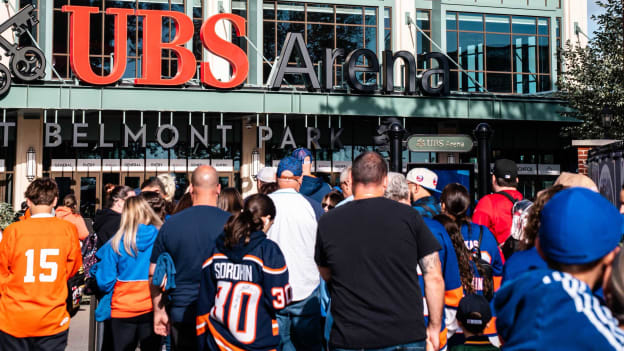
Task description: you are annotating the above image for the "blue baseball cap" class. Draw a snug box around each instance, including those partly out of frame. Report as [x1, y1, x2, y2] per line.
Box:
[277, 156, 302, 178]
[539, 187, 623, 265]
[292, 148, 314, 163]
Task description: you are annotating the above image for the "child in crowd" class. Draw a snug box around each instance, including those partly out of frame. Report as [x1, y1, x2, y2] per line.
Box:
[0, 178, 82, 350]
[451, 295, 499, 351]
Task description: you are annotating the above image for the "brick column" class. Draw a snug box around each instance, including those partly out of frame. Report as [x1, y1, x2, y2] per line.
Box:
[572, 140, 620, 175]
[577, 147, 590, 175]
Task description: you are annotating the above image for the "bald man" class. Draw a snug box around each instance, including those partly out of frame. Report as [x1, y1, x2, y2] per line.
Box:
[149, 166, 230, 351]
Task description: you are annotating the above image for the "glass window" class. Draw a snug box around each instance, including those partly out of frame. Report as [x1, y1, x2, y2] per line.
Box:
[458, 32, 484, 71]
[486, 34, 511, 72]
[538, 18, 549, 36]
[308, 4, 333, 23]
[264, 1, 380, 88]
[458, 13, 483, 32]
[485, 15, 510, 33]
[384, 7, 392, 50]
[446, 12, 457, 30]
[447, 11, 551, 94]
[512, 16, 537, 35]
[416, 10, 430, 31]
[277, 2, 305, 22]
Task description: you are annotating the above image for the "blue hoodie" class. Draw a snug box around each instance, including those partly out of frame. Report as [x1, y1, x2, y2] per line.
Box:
[94, 224, 159, 320]
[495, 268, 624, 350]
[299, 175, 331, 204]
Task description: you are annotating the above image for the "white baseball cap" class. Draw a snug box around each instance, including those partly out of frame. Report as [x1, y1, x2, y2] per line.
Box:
[256, 167, 277, 183]
[406, 168, 441, 193]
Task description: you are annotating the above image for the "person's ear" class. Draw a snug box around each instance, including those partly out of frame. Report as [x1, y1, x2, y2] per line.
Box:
[382, 176, 388, 189]
[51, 197, 58, 208]
[600, 247, 620, 293]
[216, 184, 222, 194]
[535, 237, 546, 261]
[26, 198, 33, 209]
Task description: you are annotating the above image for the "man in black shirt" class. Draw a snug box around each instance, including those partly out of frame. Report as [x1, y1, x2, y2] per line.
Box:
[315, 151, 445, 350]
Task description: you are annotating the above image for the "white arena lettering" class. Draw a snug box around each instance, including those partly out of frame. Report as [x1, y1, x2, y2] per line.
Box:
[214, 262, 253, 282]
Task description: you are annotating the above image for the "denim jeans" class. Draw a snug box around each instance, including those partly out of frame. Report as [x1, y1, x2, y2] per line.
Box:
[277, 287, 323, 351]
[331, 341, 426, 351]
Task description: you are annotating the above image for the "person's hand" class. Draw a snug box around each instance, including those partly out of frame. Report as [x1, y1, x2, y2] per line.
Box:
[426, 325, 440, 351]
[154, 310, 170, 336]
[426, 338, 434, 351]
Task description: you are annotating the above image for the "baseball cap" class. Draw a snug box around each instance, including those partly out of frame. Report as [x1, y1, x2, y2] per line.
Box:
[292, 148, 314, 164]
[457, 294, 492, 334]
[405, 168, 441, 194]
[554, 172, 598, 192]
[493, 159, 518, 180]
[276, 156, 302, 178]
[256, 167, 276, 183]
[539, 187, 623, 265]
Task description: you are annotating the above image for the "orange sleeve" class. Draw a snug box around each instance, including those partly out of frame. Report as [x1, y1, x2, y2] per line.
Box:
[74, 216, 89, 241]
[66, 225, 82, 278]
[0, 225, 14, 293]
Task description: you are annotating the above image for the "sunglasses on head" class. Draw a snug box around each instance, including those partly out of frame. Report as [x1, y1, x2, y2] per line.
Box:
[322, 203, 334, 210]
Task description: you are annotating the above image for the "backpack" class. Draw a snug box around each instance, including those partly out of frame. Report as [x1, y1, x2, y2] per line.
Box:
[471, 226, 494, 301]
[495, 191, 532, 259]
[82, 231, 98, 278]
[66, 267, 85, 317]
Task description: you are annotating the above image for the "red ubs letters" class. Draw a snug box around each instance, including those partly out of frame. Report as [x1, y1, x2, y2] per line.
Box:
[62, 6, 248, 88]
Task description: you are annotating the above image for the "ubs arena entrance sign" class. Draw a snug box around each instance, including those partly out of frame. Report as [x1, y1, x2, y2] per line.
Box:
[59, 6, 450, 95]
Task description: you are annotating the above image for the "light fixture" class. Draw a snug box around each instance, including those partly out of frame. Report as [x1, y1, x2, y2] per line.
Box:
[251, 149, 260, 180]
[26, 147, 36, 182]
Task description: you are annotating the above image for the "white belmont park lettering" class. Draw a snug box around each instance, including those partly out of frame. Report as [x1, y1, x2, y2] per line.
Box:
[44, 123, 344, 150]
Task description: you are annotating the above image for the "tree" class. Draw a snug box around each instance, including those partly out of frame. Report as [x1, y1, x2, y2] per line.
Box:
[558, 0, 624, 139]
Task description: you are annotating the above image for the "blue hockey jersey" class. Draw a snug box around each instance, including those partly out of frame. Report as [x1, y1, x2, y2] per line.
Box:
[196, 231, 291, 351]
[495, 268, 624, 350]
[420, 218, 463, 349]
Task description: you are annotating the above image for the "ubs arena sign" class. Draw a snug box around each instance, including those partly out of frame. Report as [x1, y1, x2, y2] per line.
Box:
[58, 6, 450, 96]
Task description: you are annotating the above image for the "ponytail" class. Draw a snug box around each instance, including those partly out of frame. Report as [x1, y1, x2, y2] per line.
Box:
[435, 213, 474, 294]
[223, 194, 276, 249]
[223, 210, 263, 249]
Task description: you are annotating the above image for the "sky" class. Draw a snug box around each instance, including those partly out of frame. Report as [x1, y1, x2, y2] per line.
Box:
[587, 0, 605, 38]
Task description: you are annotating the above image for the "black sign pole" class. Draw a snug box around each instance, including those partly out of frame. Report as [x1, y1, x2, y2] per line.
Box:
[388, 122, 405, 172]
[474, 123, 493, 199]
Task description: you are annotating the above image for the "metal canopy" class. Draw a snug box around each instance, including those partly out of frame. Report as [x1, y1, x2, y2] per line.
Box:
[0, 84, 578, 122]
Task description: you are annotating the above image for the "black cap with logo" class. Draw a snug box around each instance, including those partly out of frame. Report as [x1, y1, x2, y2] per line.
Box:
[457, 294, 492, 334]
[493, 159, 518, 180]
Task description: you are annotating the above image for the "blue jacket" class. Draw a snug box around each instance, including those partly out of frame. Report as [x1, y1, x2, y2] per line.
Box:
[495, 268, 624, 350]
[299, 175, 332, 204]
[413, 196, 441, 219]
[94, 224, 158, 320]
[502, 247, 547, 284]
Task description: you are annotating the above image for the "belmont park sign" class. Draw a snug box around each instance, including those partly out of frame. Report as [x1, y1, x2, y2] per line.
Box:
[0, 5, 451, 96]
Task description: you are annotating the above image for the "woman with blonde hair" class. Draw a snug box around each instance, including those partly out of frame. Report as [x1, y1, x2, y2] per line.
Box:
[94, 196, 163, 351]
[157, 173, 176, 202]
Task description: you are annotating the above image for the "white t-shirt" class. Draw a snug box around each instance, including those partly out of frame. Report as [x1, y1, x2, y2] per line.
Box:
[268, 188, 323, 301]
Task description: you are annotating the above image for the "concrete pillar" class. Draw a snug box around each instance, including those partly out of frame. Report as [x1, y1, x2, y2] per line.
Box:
[247, 0, 264, 86]
[14, 111, 43, 209]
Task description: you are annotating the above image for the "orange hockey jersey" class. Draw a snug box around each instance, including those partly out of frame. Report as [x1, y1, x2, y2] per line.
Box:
[0, 216, 82, 337]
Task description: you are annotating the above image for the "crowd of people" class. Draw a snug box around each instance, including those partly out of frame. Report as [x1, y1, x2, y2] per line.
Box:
[1, 148, 624, 351]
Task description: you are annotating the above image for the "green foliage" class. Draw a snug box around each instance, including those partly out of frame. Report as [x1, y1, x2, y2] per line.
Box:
[558, 0, 624, 139]
[0, 202, 15, 230]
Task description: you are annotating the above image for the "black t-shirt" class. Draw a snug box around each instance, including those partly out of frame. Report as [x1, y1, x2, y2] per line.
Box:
[315, 197, 441, 349]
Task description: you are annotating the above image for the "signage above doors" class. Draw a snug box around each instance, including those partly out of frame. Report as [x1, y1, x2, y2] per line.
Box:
[4, 5, 450, 97]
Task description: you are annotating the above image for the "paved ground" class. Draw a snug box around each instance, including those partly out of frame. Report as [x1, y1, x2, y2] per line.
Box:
[67, 304, 90, 351]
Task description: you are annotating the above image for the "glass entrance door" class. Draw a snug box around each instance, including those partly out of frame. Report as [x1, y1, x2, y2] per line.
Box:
[76, 173, 100, 219]
[124, 173, 144, 191]
[218, 173, 234, 188]
[50, 174, 76, 207]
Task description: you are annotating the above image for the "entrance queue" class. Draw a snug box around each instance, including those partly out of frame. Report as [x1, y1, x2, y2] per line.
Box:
[1, 153, 624, 351]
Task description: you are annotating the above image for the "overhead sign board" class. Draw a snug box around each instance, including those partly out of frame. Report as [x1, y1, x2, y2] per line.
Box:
[407, 135, 474, 153]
